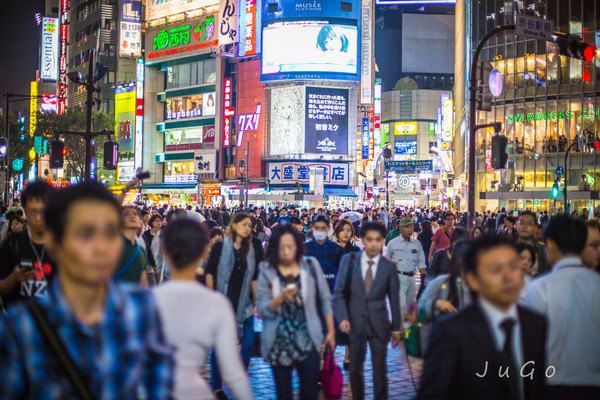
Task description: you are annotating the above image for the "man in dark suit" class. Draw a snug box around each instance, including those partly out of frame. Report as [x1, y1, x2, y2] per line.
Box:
[417, 234, 547, 400]
[333, 221, 401, 400]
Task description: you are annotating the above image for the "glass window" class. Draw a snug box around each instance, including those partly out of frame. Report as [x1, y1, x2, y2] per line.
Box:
[204, 59, 216, 84]
[178, 63, 191, 87]
[166, 59, 217, 89]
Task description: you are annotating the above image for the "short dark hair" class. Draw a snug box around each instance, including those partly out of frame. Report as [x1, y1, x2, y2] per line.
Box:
[122, 204, 142, 218]
[518, 210, 537, 223]
[450, 227, 467, 243]
[148, 214, 163, 227]
[290, 216, 302, 225]
[463, 234, 518, 276]
[44, 182, 121, 244]
[22, 181, 55, 208]
[209, 226, 224, 239]
[516, 242, 537, 265]
[543, 214, 587, 255]
[162, 218, 209, 269]
[266, 224, 305, 267]
[360, 221, 387, 239]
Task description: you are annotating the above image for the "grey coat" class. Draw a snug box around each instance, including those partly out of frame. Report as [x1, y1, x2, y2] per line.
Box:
[257, 256, 333, 359]
[332, 251, 401, 342]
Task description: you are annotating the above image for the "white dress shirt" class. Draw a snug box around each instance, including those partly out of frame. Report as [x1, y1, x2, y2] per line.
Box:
[361, 252, 380, 280]
[523, 256, 600, 387]
[479, 298, 524, 400]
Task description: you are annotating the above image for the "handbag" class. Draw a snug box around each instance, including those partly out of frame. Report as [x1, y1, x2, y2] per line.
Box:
[321, 351, 343, 400]
[404, 308, 428, 358]
[27, 301, 97, 400]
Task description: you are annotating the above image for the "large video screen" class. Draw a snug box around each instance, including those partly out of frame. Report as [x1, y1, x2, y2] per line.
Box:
[262, 22, 358, 80]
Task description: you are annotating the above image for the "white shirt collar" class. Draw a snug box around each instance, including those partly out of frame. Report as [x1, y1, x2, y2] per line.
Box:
[553, 256, 583, 272]
[361, 252, 380, 265]
[479, 297, 519, 329]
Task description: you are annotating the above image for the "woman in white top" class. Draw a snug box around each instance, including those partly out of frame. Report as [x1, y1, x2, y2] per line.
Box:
[153, 218, 253, 400]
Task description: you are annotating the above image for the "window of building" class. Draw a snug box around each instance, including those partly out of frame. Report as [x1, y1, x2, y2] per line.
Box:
[166, 59, 217, 89]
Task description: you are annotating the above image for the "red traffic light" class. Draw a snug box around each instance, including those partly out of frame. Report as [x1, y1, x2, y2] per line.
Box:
[62, 147, 68, 157]
[583, 44, 597, 63]
[594, 139, 600, 151]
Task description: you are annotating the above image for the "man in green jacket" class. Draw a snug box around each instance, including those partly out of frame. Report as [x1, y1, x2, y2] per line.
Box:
[386, 218, 401, 245]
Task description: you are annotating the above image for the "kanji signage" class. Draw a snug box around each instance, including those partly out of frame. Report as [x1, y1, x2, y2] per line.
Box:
[146, 15, 217, 60]
[58, 0, 68, 114]
[385, 160, 433, 173]
[222, 78, 235, 147]
[238, 0, 261, 57]
[304, 87, 349, 155]
[119, 0, 142, 57]
[268, 161, 349, 186]
[237, 104, 261, 146]
[361, 118, 369, 160]
[219, 0, 238, 46]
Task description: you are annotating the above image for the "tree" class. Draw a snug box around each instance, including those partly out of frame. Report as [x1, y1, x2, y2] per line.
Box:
[35, 107, 114, 181]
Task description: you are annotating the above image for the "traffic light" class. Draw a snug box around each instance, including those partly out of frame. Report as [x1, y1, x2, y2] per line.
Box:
[491, 134, 508, 169]
[103, 141, 118, 170]
[551, 180, 560, 199]
[476, 61, 493, 111]
[50, 140, 65, 169]
[0, 137, 7, 158]
[555, 34, 597, 62]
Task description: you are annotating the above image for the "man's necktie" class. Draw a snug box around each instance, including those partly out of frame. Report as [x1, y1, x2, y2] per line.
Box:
[365, 260, 374, 295]
[500, 318, 520, 400]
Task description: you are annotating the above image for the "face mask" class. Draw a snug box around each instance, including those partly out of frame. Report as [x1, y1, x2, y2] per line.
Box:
[313, 230, 328, 242]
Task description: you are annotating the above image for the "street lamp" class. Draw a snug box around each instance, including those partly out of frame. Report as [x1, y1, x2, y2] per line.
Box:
[382, 145, 392, 207]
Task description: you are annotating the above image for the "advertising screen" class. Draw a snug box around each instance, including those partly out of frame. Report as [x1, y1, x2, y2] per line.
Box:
[115, 84, 136, 160]
[262, 21, 358, 80]
[394, 141, 417, 155]
[165, 92, 216, 120]
[119, 0, 142, 57]
[305, 87, 348, 155]
[270, 86, 305, 155]
[146, 0, 216, 23]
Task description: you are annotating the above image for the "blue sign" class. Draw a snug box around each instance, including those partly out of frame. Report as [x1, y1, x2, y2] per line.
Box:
[262, 0, 359, 23]
[394, 141, 417, 155]
[361, 118, 370, 159]
[555, 165, 565, 175]
[385, 160, 433, 173]
[304, 87, 349, 155]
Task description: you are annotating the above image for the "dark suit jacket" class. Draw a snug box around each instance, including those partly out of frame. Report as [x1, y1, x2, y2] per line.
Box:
[417, 303, 547, 400]
[332, 251, 401, 342]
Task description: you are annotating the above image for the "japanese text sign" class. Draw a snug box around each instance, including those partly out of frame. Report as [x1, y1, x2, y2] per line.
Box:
[268, 161, 349, 186]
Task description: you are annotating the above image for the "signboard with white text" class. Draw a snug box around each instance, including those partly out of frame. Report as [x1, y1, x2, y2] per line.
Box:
[268, 161, 349, 186]
[119, 0, 142, 57]
[40, 17, 59, 81]
[304, 87, 348, 155]
[219, 0, 239, 46]
[360, 0, 373, 104]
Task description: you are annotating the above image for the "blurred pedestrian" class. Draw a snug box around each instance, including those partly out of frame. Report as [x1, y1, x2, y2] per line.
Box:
[581, 220, 600, 271]
[305, 214, 343, 292]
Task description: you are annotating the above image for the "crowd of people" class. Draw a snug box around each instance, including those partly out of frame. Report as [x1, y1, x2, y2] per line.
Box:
[0, 181, 599, 400]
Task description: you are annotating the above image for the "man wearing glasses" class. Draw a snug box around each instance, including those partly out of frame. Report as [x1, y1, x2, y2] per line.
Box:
[516, 211, 548, 276]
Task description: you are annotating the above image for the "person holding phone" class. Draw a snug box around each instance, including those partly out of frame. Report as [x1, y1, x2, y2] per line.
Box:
[257, 224, 335, 400]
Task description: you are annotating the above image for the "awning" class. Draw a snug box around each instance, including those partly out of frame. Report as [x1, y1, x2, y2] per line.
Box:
[325, 187, 358, 198]
[480, 190, 600, 200]
[142, 183, 198, 190]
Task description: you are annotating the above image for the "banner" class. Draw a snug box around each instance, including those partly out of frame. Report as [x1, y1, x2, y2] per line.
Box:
[238, 0, 261, 57]
[146, 15, 217, 61]
[360, 0, 373, 104]
[361, 118, 369, 159]
[115, 84, 136, 160]
[304, 87, 348, 155]
[29, 82, 37, 138]
[219, 0, 239, 46]
[268, 161, 349, 186]
[40, 17, 59, 81]
[385, 160, 433, 173]
[119, 0, 142, 57]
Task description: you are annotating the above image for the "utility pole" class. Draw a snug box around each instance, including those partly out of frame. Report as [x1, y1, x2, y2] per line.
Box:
[84, 47, 95, 181]
[245, 141, 249, 209]
[3, 92, 9, 203]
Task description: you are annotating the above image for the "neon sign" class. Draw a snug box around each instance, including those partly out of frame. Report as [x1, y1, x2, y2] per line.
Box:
[58, 0, 68, 114]
[222, 78, 235, 147]
[238, 0, 261, 57]
[236, 104, 261, 146]
[147, 16, 217, 60]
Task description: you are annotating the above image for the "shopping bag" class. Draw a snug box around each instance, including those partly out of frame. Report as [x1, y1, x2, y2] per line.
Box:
[321, 351, 343, 400]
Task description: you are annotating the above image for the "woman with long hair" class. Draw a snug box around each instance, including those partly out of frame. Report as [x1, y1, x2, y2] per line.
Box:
[333, 219, 360, 254]
[205, 212, 264, 399]
[257, 224, 335, 400]
[426, 227, 467, 285]
[417, 220, 434, 268]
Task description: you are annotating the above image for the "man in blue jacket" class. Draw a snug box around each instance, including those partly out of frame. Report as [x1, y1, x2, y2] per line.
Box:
[305, 214, 343, 292]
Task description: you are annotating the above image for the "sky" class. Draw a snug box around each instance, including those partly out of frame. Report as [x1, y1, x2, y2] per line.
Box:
[0, 0, 45, 112]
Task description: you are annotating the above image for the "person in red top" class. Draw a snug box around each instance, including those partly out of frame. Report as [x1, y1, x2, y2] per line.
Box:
[429, 213, 455, 263]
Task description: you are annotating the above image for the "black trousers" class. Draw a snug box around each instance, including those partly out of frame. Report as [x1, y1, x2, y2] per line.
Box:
[271, 350, 320, 400]
[349, 331, 389, 400]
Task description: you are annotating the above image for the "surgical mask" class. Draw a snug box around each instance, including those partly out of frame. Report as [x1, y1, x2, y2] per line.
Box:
[313, 230, 328, 242]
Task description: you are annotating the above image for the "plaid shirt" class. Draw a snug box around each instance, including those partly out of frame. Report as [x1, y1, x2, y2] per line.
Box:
[0, 280, 174, 399]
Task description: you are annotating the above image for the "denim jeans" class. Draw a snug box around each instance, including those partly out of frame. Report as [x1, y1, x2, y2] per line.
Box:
[271, 350, 320, 400]
[210, 315, 255, 391]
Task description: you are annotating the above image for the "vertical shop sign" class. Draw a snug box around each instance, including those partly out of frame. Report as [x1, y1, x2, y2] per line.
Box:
[119, 0, 142, 57]
[238, 0, 261, 57]
[219, 0, 238, 46]
[134, 59, 144, 170]
[360, 0, 373, 105]
[30, 82, 37, 138]
[223, 78, 235, 146]
[58, 0, 69, 114]
[40, 17, 59, 81]
[361, 117, 370, 159]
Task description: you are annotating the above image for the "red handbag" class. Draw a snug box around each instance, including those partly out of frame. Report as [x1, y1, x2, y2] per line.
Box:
[321, 351, 343, 400]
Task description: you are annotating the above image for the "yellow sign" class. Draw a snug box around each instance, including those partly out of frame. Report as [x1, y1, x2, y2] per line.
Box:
[394, 121, 417, 135]
[29, 81, 37, 137]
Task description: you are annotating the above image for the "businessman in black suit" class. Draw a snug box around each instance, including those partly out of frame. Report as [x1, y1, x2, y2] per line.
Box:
[417, 234, 547, 400]
[333, 222, 401, 400]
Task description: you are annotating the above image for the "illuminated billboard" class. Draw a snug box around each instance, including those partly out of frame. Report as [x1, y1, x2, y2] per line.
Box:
[262, 21, 358, 81]
[165, 92, 216, 120]
[270, 86, 305, 155]
[119, 0, 142, 57]
[305, 87, 348, 155]
[376, 0, 454, 4]
[394, 140, 417, 155]
[146, 0, 217, 23]
[238, 0, 262, 57]
[115, 83, 136, 167]
[394, 121, 418, 135]
[40, 17, 59, 82]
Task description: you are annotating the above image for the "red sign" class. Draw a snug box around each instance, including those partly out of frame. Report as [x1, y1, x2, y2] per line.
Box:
[222, 78, 235, 147]
[374, 115, 381, 129]
[204, 187, 221, 196]
[165, 143, 202, 152]
[203, 126, 216, 143]
[58, 0, 69, 114]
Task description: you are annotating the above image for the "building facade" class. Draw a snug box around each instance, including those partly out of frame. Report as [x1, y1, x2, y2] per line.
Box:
[456, 0, 600, 213]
